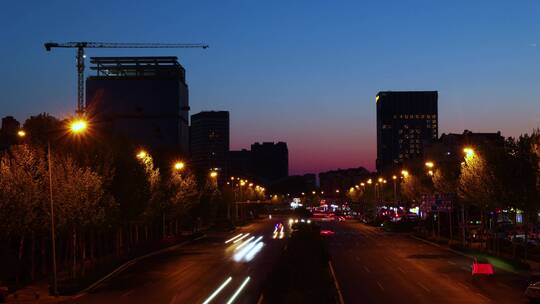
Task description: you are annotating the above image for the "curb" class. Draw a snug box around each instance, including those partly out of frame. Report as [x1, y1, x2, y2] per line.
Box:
[72, 234, 206, 299]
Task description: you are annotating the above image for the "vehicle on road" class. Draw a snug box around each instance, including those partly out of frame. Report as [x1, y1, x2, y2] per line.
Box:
[525, 281, 540, 302]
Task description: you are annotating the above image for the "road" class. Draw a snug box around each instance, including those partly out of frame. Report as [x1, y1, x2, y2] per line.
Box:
[323, 221, 529, 304]
[73, 218, 286, 304]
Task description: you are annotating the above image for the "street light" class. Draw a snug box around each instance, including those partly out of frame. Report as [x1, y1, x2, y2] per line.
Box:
[69, 118, 88, 134]
[378, 177, 383, 183]
[401, 170, 409, 178]
[17, 130, 26, 137]
[367, 179, 372, 185]
[425, 161, 434, 168]
[463, 147, 475, 158]
[173, 161, 185, 171]
[28, 118, 89, 295]
[210, 171, 218, 178]
[136, 150, 148, 159]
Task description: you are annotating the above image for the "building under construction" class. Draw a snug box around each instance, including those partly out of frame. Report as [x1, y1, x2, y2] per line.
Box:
[86, 56, 190, 153]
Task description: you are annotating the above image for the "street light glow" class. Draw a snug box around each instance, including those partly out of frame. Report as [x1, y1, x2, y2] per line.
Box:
[464, 147, 475, 158]
[392, 175, 397, 180]
[425, 161, 434, 168]
[401, 170, 409, 178]
[210, 171, 218, 178]
[367, 179, 372, 184]
[173, 161, 185, 171]
[17, 130, 26, 137]
[69, 119, 88, 134]
[136, 150, 148, 159]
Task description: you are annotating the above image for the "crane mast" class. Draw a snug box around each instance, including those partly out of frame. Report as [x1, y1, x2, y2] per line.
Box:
[44, 41, 209, 113]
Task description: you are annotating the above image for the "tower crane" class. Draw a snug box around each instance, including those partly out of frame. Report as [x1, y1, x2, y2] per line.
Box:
[44, 41, 209, 113]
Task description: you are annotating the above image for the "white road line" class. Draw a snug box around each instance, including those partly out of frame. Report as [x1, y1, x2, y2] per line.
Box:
[447, 261, 457, 265]
[202, 277, 232, 304]
[376, 281, 385, 291]
[383, 257, 392, 263]
[417, 282, 431, 293]
[329, 261, 345, 304]
[363, 266, 371, 273]
[226, 276, 250, 304]
[397, 267, 406, 274]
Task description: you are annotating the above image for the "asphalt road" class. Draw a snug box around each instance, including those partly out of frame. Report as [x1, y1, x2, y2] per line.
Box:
[73, 218, 286, 304]
[323, 220, 529, 304]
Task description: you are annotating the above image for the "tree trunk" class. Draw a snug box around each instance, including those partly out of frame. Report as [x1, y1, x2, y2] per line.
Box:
[31, 231, 36, 281]
[16, 235, 25, 287]
[72, 227, 77, 278]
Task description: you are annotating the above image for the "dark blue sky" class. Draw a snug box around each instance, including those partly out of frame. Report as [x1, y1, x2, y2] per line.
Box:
[1, 1, 538, 174]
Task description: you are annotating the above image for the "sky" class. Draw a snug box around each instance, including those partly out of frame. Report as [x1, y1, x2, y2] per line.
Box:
[0, 1, 539, 175]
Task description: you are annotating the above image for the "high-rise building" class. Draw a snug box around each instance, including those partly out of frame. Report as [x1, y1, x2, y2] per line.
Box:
[251, 142, 288, 184]
[190, 111, 230, 175]
[86, 56, 190, 153]
[376, 91, 438, 173]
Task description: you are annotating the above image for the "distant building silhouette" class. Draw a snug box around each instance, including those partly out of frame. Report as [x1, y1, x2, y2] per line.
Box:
[190, 111, 230, 175]
[0, 116, 20, 150]
[376, 91, 438, 173]
[251, 142, 288, 184]
[269, 173, 317, 195]
[319, 167, 371, 194]
[86, 56, 190, 153]
[228, 149, 252, 178]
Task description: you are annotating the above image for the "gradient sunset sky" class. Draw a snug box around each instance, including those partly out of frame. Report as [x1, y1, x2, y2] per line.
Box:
[1, 1, 539, 175]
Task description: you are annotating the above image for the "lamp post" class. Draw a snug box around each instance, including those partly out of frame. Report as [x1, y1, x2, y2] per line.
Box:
[20, 117, 88, 295]
[392, 175, 397, 207]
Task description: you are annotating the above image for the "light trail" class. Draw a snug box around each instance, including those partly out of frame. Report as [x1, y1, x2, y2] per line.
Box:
[235, 236, 255, 250]
[202, 276, 232, 304]
[234, 236, 262, 262]
[245, 242, 264, 261]
[225, 233, 243, 244]
[233, 233, 250, 244]
[226, 277, 251, 304]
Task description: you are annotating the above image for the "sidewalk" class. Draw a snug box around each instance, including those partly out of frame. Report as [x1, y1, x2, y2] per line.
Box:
[411, 234, 531, 277]
[3, 231, 208, 303]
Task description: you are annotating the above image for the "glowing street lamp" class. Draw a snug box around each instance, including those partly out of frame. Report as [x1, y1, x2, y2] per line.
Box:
[392, 175, 397, 180]
[137, 150, 148, 159]
[425, 161, 434, 168]
[335, 189, 340, 193]
[367, 179, 372, 185]
[360, 182, 365, 187]
[173, 161, 185, 171]
[463, 147, 475, 158]
[17, 130, 26, 137]
[210, 171, 218, 178]
[378, 177, 383, 183]
[69, 118, 88, 134]
[401, 170, 409, 178]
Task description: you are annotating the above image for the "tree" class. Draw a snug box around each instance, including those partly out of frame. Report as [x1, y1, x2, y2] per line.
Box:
[0, 145, 48, 282]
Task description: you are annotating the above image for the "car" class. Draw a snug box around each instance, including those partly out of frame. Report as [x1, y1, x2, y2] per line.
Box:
[525, 281, 540, 302]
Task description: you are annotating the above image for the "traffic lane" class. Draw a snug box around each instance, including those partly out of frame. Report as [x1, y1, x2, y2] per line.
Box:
[323, 221, 528, 304]
[75, 218, 285, 304]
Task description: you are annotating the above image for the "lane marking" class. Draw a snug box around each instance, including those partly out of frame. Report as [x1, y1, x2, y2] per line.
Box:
[169, 294, 177, 304]
[226, 276, 251, 304]
[397, 267, 406, 274]
[447, 261, 457, 265]
[225, 234, 244, 244]
[202, 276, 232, 304]
[328, 261, 345, 304]
[363, 266, 371, 273]
[417, 282, 431, 293]
[383, 257, 392, 263]
[121, 289, 134, 297]
[376, 281, 385, 291]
